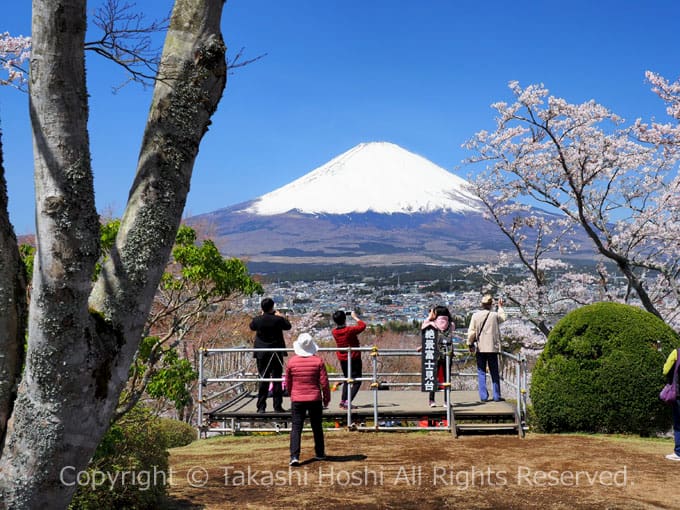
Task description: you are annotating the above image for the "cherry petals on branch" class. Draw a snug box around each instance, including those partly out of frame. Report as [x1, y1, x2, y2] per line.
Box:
[646, 71, 680, 121]
[0, 32, 31, 89]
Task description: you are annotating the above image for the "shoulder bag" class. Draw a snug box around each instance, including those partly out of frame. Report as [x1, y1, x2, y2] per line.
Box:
[659, 348, 680, 404]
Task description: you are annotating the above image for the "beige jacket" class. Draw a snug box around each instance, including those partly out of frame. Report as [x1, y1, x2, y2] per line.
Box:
[467, 306, 506, 353]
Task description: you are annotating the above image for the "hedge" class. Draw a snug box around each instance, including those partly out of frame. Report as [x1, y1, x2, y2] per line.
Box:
[530, 302, 679, 435]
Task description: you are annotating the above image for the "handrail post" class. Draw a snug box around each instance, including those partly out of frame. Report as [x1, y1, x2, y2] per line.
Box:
[372, 346, 379, 430]
[515, 361, 522, 437]
[197, 347, 204, 439]
[444, 344, 455, 436]
[346, 345, 352, 427]
[521, 355, 528, 434]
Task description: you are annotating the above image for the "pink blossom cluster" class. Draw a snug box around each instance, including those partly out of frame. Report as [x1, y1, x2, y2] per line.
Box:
[646, 71, 680, 121]
[0, 32, 31, 88]
[465, 77, 680, 332]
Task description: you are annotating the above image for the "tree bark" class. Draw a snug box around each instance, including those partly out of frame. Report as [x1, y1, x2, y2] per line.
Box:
[0, 132, 28, 450]
[0, 1, 226, 508]
[88, 0, 227, 417]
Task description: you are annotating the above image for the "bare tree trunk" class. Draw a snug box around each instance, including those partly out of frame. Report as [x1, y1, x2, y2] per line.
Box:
[88, 0, 227, 412]
[0, 132, 28, 449]
[0, 1, 226, 508]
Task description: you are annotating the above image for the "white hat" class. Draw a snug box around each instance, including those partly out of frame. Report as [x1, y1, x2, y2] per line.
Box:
[293, 333, 318, 357]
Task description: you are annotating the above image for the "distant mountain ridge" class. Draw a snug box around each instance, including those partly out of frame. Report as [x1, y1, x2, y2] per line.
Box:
[191, 207, 512, 265]
[187, 142, 577, 265]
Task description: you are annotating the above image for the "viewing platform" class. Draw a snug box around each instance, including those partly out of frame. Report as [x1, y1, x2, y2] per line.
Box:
[198, 345, 528, 438]
[204, 389, 522, 437]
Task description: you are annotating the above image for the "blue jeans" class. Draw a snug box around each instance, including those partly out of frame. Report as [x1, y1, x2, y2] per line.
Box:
[290, 400, 325, 460]
[673, 399, 680, 456]
[476, 352, 501, 401]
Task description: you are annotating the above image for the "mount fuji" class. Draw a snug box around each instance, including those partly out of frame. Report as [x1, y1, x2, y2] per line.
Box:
[187, 142, 518, 265]
[241, 142, 482, 216]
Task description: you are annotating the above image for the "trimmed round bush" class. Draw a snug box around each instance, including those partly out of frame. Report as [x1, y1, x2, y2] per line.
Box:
[531, 302, 679, 435]
[158, 417, 197, 448]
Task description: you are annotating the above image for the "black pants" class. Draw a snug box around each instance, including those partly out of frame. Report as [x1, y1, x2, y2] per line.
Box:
[340, 357, 362, 403]
[256, 353, 284, 411]
[290, 400, 325, 459]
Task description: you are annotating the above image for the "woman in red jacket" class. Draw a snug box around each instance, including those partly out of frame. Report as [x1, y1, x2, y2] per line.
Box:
[285, 333, 331, 466]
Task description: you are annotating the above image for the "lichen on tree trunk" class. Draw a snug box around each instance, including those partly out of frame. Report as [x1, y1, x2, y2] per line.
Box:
[0, 130, 28, 451]
[0, 1, 227, 508]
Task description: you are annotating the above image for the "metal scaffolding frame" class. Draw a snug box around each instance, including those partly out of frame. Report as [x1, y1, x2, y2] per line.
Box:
[197, 343, 528, 437]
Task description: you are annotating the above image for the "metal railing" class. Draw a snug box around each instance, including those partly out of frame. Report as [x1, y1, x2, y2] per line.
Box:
[197, 343, 528, 436]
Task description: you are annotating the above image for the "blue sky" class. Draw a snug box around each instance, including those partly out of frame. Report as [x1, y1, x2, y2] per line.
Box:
[2, 1, 680, 234]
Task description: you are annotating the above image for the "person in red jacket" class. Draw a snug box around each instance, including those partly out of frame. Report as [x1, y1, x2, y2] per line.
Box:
[331, 310, 367, 409]
[285, 333, 331, 466]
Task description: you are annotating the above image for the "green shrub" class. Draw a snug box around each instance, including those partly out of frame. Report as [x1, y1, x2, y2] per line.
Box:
[69, 406, 169, 510]
[158, 417, 196, 448]
[530, 302, 680, 435]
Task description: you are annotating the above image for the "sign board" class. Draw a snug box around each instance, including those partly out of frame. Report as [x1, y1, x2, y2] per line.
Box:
[421, 327, 440, 392]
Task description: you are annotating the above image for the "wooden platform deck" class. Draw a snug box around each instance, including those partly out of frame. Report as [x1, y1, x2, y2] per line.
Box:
[205, 390, 521, 436]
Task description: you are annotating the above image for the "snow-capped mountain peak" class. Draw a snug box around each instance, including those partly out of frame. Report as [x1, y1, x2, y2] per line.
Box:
[241, 142, 483, 216]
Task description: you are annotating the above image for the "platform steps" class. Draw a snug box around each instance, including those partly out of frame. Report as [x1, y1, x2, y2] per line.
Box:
[452, 405, 523, 437]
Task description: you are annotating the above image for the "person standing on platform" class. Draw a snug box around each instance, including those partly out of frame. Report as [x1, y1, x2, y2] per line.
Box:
[250, 297, 291, 413]
[331, 310, 366, 409]
[421, 305, 454, 407]
[467, 294, 506, 402]
[286, 333, 331, 466]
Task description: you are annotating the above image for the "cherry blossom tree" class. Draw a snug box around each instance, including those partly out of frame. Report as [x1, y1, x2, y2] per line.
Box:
[465, 80, 680, 332]
[462, 251, 601, 337]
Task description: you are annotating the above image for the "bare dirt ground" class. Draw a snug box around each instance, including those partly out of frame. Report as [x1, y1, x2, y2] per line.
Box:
[166, 431, 677, 510]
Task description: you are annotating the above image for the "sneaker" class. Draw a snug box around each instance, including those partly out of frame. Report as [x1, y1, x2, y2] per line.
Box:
[429, 401, 437, 408]
[666, 453, 680, 461]
[339, 401, 347, 408]
[289, 457, 300, 466]
[314, 455, 326, 461]
[274, 407, 287, 413]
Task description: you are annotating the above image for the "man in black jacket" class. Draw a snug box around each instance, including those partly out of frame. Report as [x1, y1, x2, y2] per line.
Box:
[250, 297, 292, 413]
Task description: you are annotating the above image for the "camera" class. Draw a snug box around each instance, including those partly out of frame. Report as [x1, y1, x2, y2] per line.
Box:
[345, 311, 353, 316]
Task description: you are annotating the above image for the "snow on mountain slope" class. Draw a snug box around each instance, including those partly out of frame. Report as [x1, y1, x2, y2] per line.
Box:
[241, 142, 483, 215]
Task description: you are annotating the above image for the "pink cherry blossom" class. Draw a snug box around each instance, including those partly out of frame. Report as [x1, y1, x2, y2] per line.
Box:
[0, 32, 31, 89]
